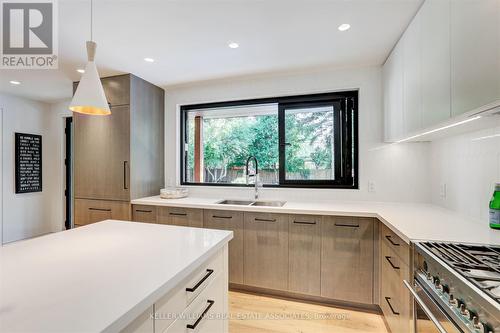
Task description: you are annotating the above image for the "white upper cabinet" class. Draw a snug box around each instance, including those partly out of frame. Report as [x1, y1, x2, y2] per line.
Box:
[421, 0, 451, 127]
[383, 0, 500, 142]
[402, 10, 423, 134]
[383, 42, 404, 142]
[450, 0, 499, 116]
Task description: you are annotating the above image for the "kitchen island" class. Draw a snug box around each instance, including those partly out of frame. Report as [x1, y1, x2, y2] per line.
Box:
[0, 220, 233, 333]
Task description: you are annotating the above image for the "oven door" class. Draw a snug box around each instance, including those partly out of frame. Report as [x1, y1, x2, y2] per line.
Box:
[404, 280, 462, 333]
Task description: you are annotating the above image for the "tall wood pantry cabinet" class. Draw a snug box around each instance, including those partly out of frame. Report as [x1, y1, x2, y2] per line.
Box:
[73, 74, 164, 227]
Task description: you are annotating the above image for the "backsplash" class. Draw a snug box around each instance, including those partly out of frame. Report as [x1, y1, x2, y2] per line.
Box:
[430, 120, 500, 224]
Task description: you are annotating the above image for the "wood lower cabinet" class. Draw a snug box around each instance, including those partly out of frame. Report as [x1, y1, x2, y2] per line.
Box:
[380, 225, 412, 333]
[321, 216, 374, 304]
[74, 199, 130, 226]
[288, 215, 321, 296]
[132, 205, 157, 223]
[157, 207, 203, 228]
[243, 212, 289, 291]
[203, 210, 244, 284]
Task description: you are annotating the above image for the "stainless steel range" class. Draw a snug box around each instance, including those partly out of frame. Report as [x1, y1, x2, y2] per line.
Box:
[410, 241, 500, 333]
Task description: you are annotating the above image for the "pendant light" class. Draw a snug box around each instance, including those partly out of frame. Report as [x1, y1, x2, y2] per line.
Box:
[69, 0, 110, 116]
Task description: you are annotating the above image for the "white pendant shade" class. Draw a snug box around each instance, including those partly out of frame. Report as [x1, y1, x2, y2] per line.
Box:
[69, 41, 110, 116]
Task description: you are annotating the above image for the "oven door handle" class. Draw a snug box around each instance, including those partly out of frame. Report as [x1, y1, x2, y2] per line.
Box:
[403, 280, 447, 333]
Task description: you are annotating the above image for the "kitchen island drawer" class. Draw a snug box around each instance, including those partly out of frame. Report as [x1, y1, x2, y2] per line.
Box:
[155, 249, 224, 333]
[162, 273, 225, 333]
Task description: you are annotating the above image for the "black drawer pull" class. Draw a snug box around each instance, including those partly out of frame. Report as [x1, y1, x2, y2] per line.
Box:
[186, 269, 214, 293]
[89, 208, 111, 212]
[385, 235, 400, 246]
[136, 209, 152, 213]
[385, 297, 400, 315]
[385, 256, 400, 270]
[169, 212, 187, 217]
[186, 300, 215, 330]
[123, 161, 128, 190]
[293, 220, 316, 225]
[254, 218, 276, 222]
[213, 215, 232, 219]
[335, 223, 359, 228]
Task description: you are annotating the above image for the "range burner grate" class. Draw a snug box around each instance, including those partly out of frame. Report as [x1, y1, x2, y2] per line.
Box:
[422, 242, 500, 305]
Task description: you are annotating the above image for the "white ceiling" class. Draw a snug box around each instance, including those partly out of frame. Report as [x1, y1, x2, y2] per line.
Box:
[0, 0, 423, 102]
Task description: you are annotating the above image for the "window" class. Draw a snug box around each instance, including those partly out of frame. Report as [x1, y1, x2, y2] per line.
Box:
[180, 91, 358, 188]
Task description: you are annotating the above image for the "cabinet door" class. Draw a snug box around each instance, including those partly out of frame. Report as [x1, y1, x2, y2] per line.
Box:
[74, 199, 130, 226]
[132, 205, 157, 223]
[243, 212, 288, 290]
[402, 10, 422, 134]
[421, 0, 451, 128]
[321, 217, 374, 304]
[157, 207, 203, 228]
[383, 42, 404, 142]
[203, 210, 244, 284]
[74, 105, 130, 201]
[288, 215, 321, 296]
[451, 0, 499, 116]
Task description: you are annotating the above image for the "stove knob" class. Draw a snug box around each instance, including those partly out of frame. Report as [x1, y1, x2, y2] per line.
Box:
[449, 294, 458, 307]
[459, 303, 469, 317]
[472, 316, 484, 330]
[441, 284, 450, 293]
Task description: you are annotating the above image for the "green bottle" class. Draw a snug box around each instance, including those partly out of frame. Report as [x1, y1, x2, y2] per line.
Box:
[490, 183, 500, 229]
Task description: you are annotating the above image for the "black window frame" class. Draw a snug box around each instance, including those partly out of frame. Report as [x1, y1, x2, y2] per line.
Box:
[180, 90, 358, 189]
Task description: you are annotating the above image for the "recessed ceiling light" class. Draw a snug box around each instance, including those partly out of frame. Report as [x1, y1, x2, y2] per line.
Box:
[144, 57, 155, 63]
[228, 42, 239, 49]
[338, 23, 351, 32]
[76, 69, 85, 73]
[9, 80, 21, 85]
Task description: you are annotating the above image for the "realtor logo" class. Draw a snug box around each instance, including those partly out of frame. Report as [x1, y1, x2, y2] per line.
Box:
[1, 0, 58, 68]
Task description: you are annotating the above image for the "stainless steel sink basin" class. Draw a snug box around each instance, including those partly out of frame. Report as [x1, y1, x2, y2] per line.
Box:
[216, 199, 254, 206]
[216, 199, 286, 207]
[251, 201, 286, 207]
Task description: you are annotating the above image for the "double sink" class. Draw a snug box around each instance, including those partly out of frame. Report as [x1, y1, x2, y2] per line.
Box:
[217, 199, 286, 207]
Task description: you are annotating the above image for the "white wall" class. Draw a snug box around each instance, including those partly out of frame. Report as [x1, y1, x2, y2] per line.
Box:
[165, 66, 431, 203]
[0, 94, 69, 244]
[430, 119, 500, 223]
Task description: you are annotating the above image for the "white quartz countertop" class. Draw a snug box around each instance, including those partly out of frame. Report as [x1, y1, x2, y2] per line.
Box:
[0, 220, 233, 333]
[132, 196, 500, 246]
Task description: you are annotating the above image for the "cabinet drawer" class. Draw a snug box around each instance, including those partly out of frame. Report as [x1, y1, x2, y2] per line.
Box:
[381, 225, 409, 266]
[157, 207, 203, 228]
[155, 250, 223, 333]
[163, 273, 225, 333]
[74, 199, 130, 226]
[132, 205, 157, 223]
[203, 210, 244, 284]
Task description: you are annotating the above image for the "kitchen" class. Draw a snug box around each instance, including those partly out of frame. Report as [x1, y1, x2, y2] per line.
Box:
[0, 0, 499, 332]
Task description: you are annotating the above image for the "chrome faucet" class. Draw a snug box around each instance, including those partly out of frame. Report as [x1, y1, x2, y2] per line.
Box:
[245, 156, 261, 200]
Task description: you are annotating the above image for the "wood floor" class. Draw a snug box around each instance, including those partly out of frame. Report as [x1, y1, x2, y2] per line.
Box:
[229, 291, 388, 333]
